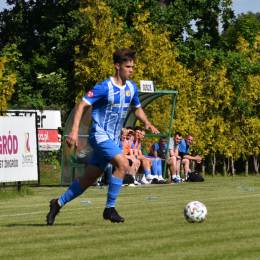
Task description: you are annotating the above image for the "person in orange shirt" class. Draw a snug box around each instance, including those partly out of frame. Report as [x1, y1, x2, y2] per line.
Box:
[119, 128, 141, 185]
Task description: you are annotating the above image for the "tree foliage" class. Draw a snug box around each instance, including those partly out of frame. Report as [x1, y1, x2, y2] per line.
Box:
[75, 0, 260, 171]
[0, 44, 19, 110]
[222, 11, 260, 50]
[0, 0, 83, 111]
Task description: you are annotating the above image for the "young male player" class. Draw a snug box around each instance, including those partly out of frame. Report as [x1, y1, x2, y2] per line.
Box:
[46, 48, 159, 225]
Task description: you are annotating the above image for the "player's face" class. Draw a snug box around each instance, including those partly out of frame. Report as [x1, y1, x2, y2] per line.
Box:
[135, 130, 142, 140]
[116, 60, 134, 80]
[174, 135, 182, 145]
[127, 129, 134, 140]
[159, 138, 167, 148]
[121, 134, 127, 141]
[140, 131, 145, 140]
[186, 136, 194, 145]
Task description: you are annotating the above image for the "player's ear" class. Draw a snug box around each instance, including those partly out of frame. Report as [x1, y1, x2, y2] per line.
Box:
[115, 63, 120, 71]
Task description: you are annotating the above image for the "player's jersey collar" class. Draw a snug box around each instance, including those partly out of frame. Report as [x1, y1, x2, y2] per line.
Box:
[111, 77, 127, 89]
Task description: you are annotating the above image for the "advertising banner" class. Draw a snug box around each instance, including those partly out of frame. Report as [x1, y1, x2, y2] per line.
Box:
[38, 129, 61, 151]
[0, 116, 38, 182]
[8, 110, 61, 151]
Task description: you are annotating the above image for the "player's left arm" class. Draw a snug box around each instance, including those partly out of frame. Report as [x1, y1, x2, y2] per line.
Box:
[131, 107, 160, 134]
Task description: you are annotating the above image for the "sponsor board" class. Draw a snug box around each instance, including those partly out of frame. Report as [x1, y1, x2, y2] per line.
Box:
[8, 110, 61, 129]
[38, 129, 61, 151]
[8, 110, 61, 151]
[0, 116, 38, 182]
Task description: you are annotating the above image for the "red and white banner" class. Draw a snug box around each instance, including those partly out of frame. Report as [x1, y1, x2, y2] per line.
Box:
[38, 130, 61, 151]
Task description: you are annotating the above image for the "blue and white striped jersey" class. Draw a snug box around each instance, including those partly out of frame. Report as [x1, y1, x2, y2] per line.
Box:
[83, 77, 141, 145]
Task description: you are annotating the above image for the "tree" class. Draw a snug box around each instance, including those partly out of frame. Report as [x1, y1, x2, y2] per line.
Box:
[221, 11, 260, 50]
[0, 44, 19, 110]
[0, 0, 83, 112]
[104, 0, 234, 67]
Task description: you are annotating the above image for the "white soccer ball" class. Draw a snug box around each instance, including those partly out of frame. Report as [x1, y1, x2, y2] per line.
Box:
[184, 201, 207, 223]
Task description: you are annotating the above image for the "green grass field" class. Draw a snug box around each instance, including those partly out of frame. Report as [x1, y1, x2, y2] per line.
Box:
[1, 177, 260, 260]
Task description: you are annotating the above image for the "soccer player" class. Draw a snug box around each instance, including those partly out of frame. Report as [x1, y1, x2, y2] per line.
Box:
[46, 48, 159, 225]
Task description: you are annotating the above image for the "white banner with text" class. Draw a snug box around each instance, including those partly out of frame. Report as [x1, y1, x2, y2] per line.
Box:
[0, 116, 38, 182]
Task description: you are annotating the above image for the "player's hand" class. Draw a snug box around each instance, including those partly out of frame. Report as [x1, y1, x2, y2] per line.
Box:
[66, 131, 78, 148]
[195, 155, 202, 161]
[145, 123, 160, 134]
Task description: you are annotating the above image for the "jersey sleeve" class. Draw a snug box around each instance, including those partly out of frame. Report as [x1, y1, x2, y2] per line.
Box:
[152, 143, 159, 152]
[82, 83, 107, 105]
[178, 140, 187, 158]
[130, 83, 141, 108]
[169, 139, 173, 150]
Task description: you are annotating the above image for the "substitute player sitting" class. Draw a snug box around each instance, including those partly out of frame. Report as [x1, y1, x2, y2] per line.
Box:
[119, 128, 141, 185]
[46, 48, 159, 225]
[132, 126, 155, 184]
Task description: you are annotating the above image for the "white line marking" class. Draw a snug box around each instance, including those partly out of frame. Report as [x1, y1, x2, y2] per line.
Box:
[0, 193, 259, 218]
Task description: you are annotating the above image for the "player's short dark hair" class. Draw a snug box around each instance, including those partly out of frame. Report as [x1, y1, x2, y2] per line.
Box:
[134, 126, 142, 132]
[160, 136, 167, 141]
[126, 126, 133, 130]
[175, 132, 182, 137]
[113, 48, 136, 65]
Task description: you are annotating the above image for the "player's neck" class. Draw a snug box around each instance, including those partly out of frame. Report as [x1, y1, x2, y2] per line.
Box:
[112, 74, 126, 87]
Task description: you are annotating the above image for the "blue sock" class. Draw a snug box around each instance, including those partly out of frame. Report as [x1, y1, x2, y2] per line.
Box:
[144, 169, 151, 176]
[157, 158, 162, 176]
[152, 159, 157, 175]
[59, 179, 84, 206]
[106, 176, 123, 207]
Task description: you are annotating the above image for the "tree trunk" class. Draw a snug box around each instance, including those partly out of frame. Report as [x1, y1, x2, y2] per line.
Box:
[212, 153, 216, 177]
[227, 157, 230, 172]
[192, 161, 195, 171]
[245, 157, 248, 177]
[202, 160, 205, 177]
[253, 155, 259, 176]
[231, 156, 235, 177]
[223, 157, 226, 176]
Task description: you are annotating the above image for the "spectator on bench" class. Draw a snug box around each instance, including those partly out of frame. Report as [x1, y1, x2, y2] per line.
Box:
[132, 126, 155, 184]
[149, 136, 176, 180]
[178, 135, 202, 181]
[126, 126, 134, 142]
[169, 132, 183, 182]
[140, 129, 165, 181]
[119, 128, 141, 185]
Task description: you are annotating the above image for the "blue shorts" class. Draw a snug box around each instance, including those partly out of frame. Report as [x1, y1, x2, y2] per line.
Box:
[89, 137, 123, 172]
[145, 155, 155, 159]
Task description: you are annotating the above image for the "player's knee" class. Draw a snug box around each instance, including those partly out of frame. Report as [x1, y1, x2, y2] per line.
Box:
[137, 160, 141, 167]
[120, 158, 129, 173]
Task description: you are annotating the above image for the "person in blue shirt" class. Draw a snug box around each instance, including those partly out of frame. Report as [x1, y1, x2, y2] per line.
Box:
[46, 48, 159, 225]
[150, 137, 176, 180]
[178, 135, 202, 180]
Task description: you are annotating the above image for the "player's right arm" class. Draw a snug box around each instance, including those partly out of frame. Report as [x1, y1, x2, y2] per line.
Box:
[66, 100, 89, 147]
